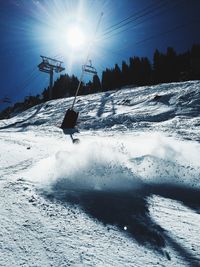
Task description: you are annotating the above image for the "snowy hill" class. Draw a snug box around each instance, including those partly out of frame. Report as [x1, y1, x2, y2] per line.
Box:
[0, 81, 200, 266]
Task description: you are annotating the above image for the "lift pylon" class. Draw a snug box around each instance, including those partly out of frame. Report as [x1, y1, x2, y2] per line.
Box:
[38, 56, 65, 99]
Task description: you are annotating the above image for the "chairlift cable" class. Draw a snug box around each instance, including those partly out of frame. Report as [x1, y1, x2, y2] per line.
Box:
[71, 12, 104, 109]
[13, 68, 38, 101]
[103, 1, 160, 32]
[133, 19, 200, 46]
[101, 0, 171, 39]
[102, 0, 182, 42]
[99, 0, 183, 44]
[19, 72, 41, 95]
[15, 67, 37, 91]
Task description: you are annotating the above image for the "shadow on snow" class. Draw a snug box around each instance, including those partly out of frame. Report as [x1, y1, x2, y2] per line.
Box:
[96, 93, 116, 118]
[41, 181, 200, 265]
[0, 104, 43, 130]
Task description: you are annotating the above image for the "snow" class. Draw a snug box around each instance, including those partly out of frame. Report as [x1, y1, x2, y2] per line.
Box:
[0, 80, 200, 266]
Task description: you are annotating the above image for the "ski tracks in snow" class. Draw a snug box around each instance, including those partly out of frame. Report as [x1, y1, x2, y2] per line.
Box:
[0, 125, 200, 265]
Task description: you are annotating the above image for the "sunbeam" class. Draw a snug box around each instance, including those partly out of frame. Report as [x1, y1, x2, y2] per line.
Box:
[30, 0, 107, 73]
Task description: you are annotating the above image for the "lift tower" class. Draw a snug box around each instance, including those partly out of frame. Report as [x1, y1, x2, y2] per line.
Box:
[38, 56, 65, 99]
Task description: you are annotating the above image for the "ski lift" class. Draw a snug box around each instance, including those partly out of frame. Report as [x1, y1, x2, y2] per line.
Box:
[61, 60, 98, 129]
[82, 60, 97, 75]
[60, 13, 103, 131]
[4, 97, 11, 103]
[0, 97, 11, 104]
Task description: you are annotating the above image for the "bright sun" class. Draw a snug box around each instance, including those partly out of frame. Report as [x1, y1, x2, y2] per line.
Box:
[66, 26, 86, 50]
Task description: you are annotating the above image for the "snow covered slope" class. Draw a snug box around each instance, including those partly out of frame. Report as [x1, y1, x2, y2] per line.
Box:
[0, 81, 200, 267]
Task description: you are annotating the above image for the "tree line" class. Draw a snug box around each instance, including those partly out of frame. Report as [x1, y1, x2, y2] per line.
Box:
[101, 44, 200, 89]
[0, 44, 200, 119]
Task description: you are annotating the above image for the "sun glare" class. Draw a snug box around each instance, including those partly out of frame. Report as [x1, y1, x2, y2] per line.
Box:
[32, 0, 105, 71]
[66, 25, 86, 50]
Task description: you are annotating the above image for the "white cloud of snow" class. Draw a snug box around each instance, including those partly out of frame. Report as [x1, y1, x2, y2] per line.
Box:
[24, 132, 200, 194]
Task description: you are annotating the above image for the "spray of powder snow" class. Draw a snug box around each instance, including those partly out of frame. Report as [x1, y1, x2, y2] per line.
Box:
[26, 138, 142, 192]
[123, 132, 200, 188]
[25, 132, 200, 192]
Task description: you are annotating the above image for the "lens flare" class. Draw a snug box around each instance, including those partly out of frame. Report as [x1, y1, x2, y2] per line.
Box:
[66, 25, 86, 50]
[30, 0, 108, 72]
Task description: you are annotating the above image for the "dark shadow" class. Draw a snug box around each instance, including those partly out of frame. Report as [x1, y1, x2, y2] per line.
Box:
[165, 233, 200, 267]
[42, 184, 166, 252]
[0, 104, 43, 130]
[40, 181, 200, 265]
[97, 93, 110, 117]
[147, 183, 200, 213]
[62, 128, 80, 144]
[152, 94, 173, 105]
[97, 93, 116, 117]
[111, 98, 116, 115]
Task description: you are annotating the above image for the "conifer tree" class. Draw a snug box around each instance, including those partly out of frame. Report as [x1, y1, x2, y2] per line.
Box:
[113, 64, 122, 89]
[92, 75, 102, 92]
[121, 61, 130, 86]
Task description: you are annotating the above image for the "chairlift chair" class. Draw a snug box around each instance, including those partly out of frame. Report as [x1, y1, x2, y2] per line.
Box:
[60, 60, 97, 129]
[0, 97, 11, 104]
[82, 60, 97, 75]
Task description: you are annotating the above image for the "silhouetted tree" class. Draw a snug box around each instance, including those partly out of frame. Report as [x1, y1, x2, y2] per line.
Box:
[190, 44, 200, 79]
[42, 88, 49, 101]
[1, 44, 200, 120]
[177, 51, 190, 81]
[102, 68, 113, 91]
[121, 60, 130, 86]
[153, 49, 166, 83]
[165, 47, 179, 82]
[113, 64, 122, 89]
[92, 75, 102, 92]
[140, 57, 152, 85]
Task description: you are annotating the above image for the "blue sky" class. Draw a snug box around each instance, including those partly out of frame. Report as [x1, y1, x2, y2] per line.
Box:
[0, 0, 200, 109]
